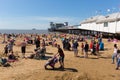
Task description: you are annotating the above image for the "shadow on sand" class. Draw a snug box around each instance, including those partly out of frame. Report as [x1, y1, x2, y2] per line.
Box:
[46, 67, 78, 72]
[99, 56, 111, 59]
[76, 55, 111, 60]
[34, 55, 52, 60]
[88, 57, 99, 59]
[45, 52, 54, 55]
[43, 56, 52, 60]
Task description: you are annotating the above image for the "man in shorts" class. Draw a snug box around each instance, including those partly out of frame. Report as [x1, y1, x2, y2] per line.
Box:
[56, 45, 65, 69]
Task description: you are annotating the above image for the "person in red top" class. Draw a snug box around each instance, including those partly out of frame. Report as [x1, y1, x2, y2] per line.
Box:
[90, 40, 93, 54]
[81, 43, 84, 55]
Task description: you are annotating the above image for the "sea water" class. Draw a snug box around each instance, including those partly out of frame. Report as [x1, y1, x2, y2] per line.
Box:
[0, 29, 49, 34]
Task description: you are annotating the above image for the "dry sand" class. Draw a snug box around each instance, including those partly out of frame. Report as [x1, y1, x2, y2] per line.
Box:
[0, 35, 120, 80]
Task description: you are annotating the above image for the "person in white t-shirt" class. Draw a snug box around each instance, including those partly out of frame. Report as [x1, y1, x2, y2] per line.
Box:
[112, 44, 118, 64]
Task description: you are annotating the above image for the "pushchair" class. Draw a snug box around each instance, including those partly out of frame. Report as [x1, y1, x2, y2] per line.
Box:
[44, 56, 58, 70]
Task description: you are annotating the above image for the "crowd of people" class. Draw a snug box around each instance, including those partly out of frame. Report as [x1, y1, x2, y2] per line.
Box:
[0, 32, 119, 70]
[61, 34, 104, 58]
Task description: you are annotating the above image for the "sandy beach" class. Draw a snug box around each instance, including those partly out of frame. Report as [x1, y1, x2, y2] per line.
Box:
[0, 33, 120, 80]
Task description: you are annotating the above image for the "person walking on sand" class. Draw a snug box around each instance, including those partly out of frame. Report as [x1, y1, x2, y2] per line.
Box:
[21, 40, 27, 58]
[96, 42, 100, 57]
[35, 38, 40, 48]
[89, 40, 93, 55]
[56, 45, 65, 69]
[112, 44, 118, 64]
[7, 42, 13, 53]
[81, 42, 84, 55]
[84, 41, 89, 58]
[4, 45, 8, 55]
[73, 40, 79, 57]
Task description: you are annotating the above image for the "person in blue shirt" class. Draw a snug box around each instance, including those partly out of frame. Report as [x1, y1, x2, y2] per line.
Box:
[73, 40, 79, 57]
[99, 41, 104, 50]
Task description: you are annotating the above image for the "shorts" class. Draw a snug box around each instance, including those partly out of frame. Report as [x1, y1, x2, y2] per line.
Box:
[112, 53, 117, 59]
[21, 46, 26, 53]
[74, 48, 78, 53]
[59, 57, 64, 63]
[85, 50, 88, 53]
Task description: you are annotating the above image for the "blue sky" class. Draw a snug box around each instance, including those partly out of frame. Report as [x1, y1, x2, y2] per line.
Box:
[0, 0, 120, 29]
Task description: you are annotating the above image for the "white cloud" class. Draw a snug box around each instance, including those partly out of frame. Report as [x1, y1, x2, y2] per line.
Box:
[107, 9, 110, 12]
[0, 16, 81, 29]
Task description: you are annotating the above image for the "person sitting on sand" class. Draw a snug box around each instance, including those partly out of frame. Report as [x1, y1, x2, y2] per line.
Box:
[0, 57, 10, 67]
[28, 49, 38, 59]
[108, 37, 111, 42]
[8, 51, 18, 62]
[113, 38, 118, 43]
[27, 48, 39, 59]
[32, 45, 46, 59]
[39, 45, 46, 58]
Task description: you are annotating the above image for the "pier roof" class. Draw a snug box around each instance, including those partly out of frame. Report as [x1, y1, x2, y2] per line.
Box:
[96, 12, 120, 23]
[80, 15, 103, 24]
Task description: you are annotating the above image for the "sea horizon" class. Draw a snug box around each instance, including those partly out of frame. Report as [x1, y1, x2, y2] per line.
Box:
[0, 29, 49, 34]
